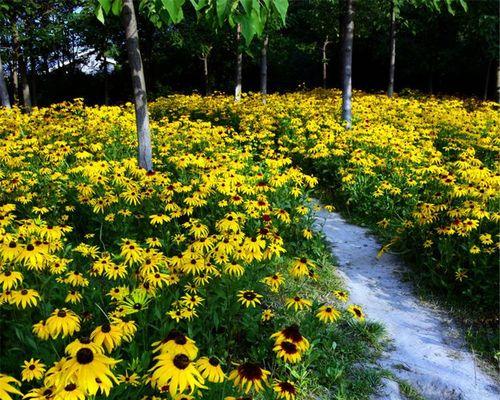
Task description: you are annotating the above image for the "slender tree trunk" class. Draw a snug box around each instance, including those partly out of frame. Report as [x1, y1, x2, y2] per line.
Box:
[260, 35, 268, 98]
[12, 27, 20, 105]
[121, 0, 153, 171]
[13, 25, 31, 112]
[0, 52, 11, 108]
[12, 63, 19, 105]
[483, 59, 492, 101]
[19, 58, 31, 112]
[387, 0, 396, 97]
[102, 54, 109, 105]
[341, 0, 354, 128]
[496, 61, 500, 103]
[322, 35, 331, 89]
[235, 24, 242, 102]
[30, 56, 37, 107]
[202, 52, 210, 95]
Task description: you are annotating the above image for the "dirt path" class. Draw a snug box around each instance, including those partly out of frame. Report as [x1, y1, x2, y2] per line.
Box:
[315, 209, 499, 400]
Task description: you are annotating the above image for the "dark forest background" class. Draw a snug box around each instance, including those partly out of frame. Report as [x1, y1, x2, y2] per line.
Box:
[1, 0, 498, 106]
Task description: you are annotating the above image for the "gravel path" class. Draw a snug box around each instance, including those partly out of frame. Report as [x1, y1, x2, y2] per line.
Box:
[315, 209, 500, 400]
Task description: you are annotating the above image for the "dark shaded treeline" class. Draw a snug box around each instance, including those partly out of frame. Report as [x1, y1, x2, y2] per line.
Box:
[1, 0, 498, 106]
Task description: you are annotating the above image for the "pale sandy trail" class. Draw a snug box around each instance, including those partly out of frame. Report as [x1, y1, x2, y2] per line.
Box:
[315, 209, 499, 400]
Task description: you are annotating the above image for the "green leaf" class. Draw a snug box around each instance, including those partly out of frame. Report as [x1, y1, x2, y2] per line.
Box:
[95, 5, 105, 23]
[98, 0, 112, 14]
[161, 0, 186, 23]
[216, 0, 228, 25]
[111, 0, 123, 15]
[272, 0, 288, 25]
[240, 0, 252, 14]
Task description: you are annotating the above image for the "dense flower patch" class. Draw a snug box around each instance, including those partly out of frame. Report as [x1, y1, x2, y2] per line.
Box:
[0, 100, 379, 400]
[150, 90, 499, 316]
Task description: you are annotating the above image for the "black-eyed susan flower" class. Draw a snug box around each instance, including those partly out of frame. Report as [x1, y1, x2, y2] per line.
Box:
[261, 309, 274, 321]
[54, 382, 86, 400]
[261, 272, 284, 292]
[290, 257, 314, 278]
[347, 304, 365, 321]
[65, 337, 104, 357]
[228, 362, 270, 394]
[237, 290, 262, 308]
[117, 371, 141, 386]
[90, 323, 123, 353]
[333, 290, 349, 302]
[0, 270, 23, 290]
[0, 374, 22, 399]
[59, 348, 119, 396]
[21, 359, 46, 382]
[153, 330, 199, 360]
[11, 288, 40, 309]
[149, 352, 206, 397]
[285, 296, 312, 311]
[46, 308, 81, 338]
[65, 290, 82, 304]
[316, 305, 341, 323]
[196, 357, 226, 383]
[271, 325, 310, 352]
[273, 380, 298, 399]
[273, 340, 302, 363]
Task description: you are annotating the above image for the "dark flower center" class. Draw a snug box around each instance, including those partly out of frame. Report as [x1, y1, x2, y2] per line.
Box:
[174, 335, 187, 345]
[278, 381, 297, 394]
[173, 354, 190, 370]
[243, 292, 256, 300]
[76, 348, 94, 364]
[57, 310, 67, 318]
[21, 289, 28, 295]
[64, 383, 77, 392]
[238, 363, 263, 381]
[29, 364, 36, 370]
[281, 341, 298, 354]
[101, 323, 111, 333]
[209, 357, 219, 366]
[26, 244, 35, 251]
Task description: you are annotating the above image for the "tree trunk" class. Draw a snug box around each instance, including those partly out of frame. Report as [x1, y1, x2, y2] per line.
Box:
[0, 52, 11, 108]
[260, 35, 268, 98]
[30, 56, 37, 107]
[235, 24, 242, 102]
[12, 26, 20, 105]
[387, 0, 396, 97]
[12, 61, 19, 105]
[496, 61, 500, 103]
[19, 57, 31, 112]
[483, 59, 492, 101]
[341, 0, 354, 128]
[121, 0, 153, 171]
[13, 25, 31, 112]
[202, 54, 210, 96]
[322, 35, 331, 89]
[102, 54, 109, 105]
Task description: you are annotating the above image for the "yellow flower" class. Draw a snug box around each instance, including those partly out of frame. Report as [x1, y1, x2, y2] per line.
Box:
[59, 348, 119, 396]
[90, 323, 123, 353]
[228, 362, 270, 394]
[21, 359, 46, 382]
[237, 290, 263, 308]
[10, 288, 40, 309]
[0, 374, 22, 399]
[285, 296, 312, 311]
[316, 305, 341, 323]
[347, 304, 365, 321]
[150, 352, 206, 397]
[196, 357, 226, 383]
[46, 308, 81, 338]
[273, 380, 298, 399]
